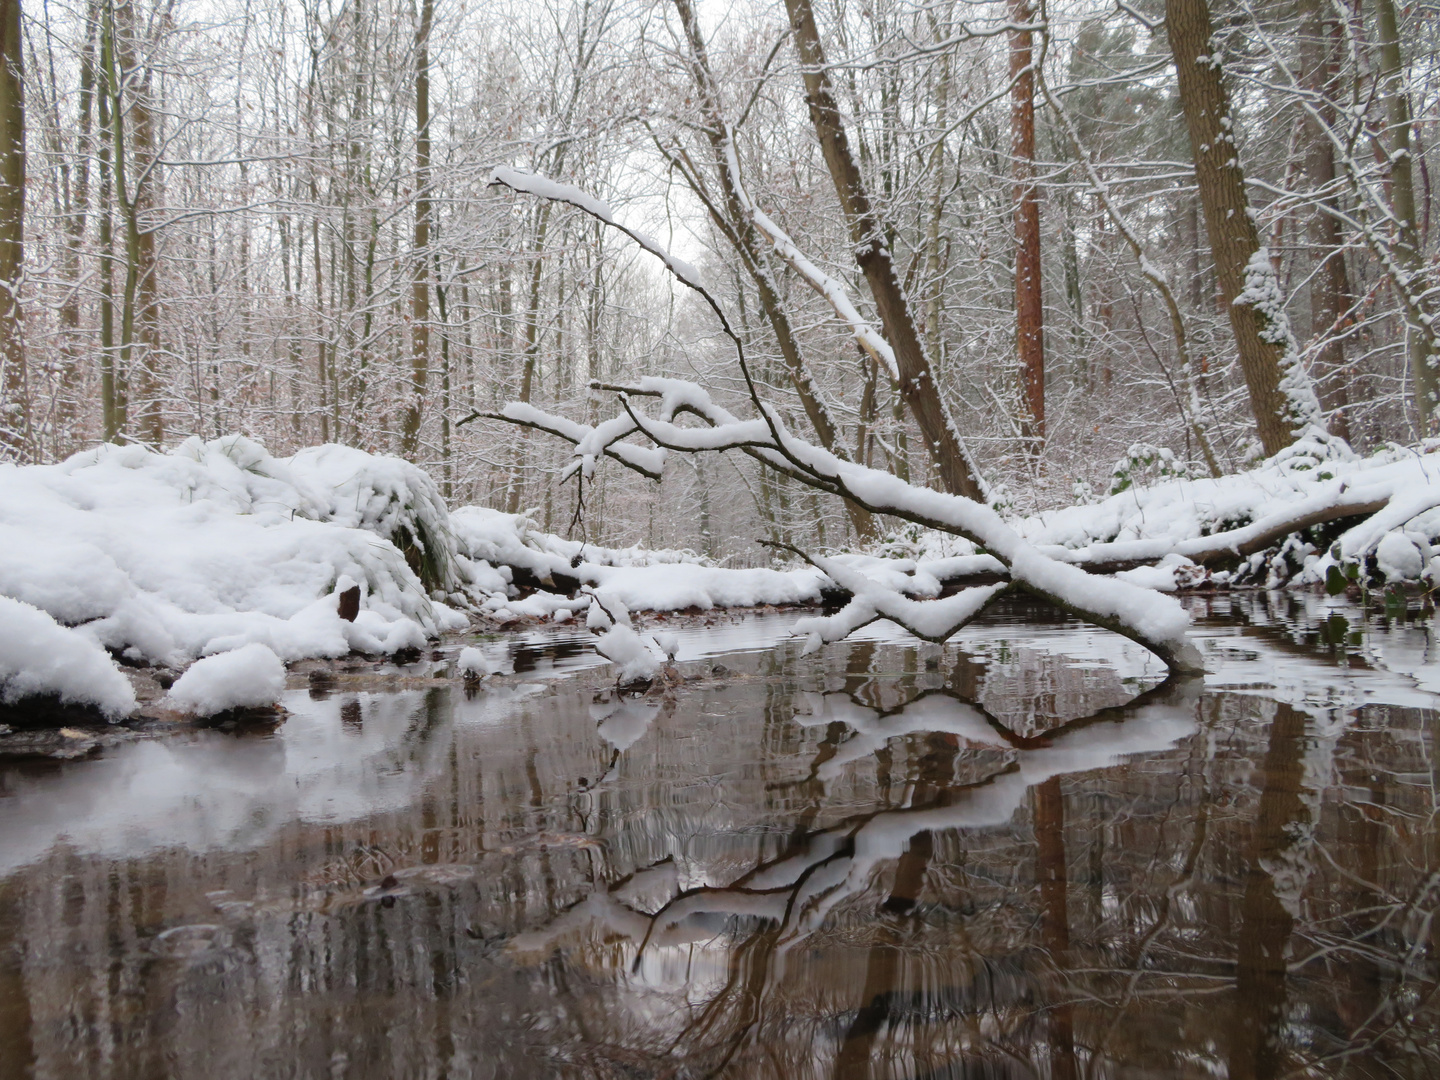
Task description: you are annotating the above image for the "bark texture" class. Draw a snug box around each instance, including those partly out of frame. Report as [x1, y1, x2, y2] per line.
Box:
[1166, 0, 1307, 456]
[401, 0, 433, 459]
[1372, 0, 1437, 429]
[0, 0, 24, 458]
[1299, 0, 1351, 440]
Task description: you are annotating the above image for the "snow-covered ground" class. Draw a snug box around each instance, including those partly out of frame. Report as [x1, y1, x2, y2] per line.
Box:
[0, 438, 862, 716]
[5, 432, 1440, 718]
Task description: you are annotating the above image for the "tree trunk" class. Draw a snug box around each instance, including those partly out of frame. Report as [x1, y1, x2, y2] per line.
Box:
[1009, 0, 1045, 450]
[1372, 0, 1436, 430]
[1299, 0, 1352, 441]
[1165, 0, 1320, 456]
[52, 2, 96, 452]
[97, 20, 118, 439]
[670, 0, 876, 540]
[783, 0, 987, 501]
[401, 0, 432, 459]
[107, 0, 162, 446]
[0, 0, 25, 460]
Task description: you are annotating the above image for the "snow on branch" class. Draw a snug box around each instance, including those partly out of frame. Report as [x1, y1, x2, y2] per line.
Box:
[485, 172, 1205, 675]
[611, 390, 1203, 671]
[721, 136, 900, 381]
[460, 401, 667, 482]
[489, 167, 710, 294]
[763, 541, 1009, 649]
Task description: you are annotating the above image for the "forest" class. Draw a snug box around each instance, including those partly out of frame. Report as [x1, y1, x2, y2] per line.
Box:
[2, 2, 1440, 1075]
[0, 0, 1436, 555]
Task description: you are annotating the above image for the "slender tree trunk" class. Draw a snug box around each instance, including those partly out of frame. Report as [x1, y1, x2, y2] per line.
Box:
[783, 0, 987, 501]
[922, 10, 951, 377]
[106, 0, 162, 446]
[52, 2, 96, 450]
[0, 0, 25, 459]
[1300, 0, 1352, 441]
[670, 0, 876, 539]
[1372, 0, 1436, 430]
[97, 21, 117, 438]
[1166, 0, 1321, 455]
[1010, 0, 1045, 450]
[401, 0, 432, 459]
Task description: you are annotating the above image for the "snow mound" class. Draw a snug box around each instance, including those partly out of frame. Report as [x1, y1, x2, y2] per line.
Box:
[457, 646, 491, 679]
[0, 438, 466, 668]
[167, 644, 287, 717]
[594, 625, 663, 684]
[1016, 442, 1440, 587]
[0, 597, 138, 719]
[287, 444, 460, 595]
[1375, 531, 1426, 582]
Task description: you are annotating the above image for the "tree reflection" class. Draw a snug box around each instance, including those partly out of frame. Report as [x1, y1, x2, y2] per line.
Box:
[4, 630, 1439, 1078]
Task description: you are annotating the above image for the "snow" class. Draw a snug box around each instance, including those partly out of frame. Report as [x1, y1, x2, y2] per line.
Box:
[594, 624, 663, 684]
[489, 166, 709, 292]
[793, 553, 1006, 652]
[1233, 248, 1326, 435]
[0, 596, 137, 719]
[1114, 553, 1202, 592]
[722, 137, 900, 381]
[1375, 531, 1425, 582]
[166, 643, 287, 717]
[0, 438, 466, 676]
[457, 646, 491, 679]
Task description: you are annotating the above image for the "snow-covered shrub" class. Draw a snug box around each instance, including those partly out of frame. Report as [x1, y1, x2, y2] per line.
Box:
[1107, 444, 1191, 495]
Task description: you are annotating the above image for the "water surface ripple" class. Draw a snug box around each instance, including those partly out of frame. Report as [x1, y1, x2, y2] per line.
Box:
[1, 593, 1436, 1078]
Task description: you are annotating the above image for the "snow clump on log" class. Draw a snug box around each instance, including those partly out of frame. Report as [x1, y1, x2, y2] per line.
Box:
[166, 644, 287, 717]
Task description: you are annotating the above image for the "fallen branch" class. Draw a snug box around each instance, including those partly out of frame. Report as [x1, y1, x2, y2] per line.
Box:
[485, 170, 1206, 674]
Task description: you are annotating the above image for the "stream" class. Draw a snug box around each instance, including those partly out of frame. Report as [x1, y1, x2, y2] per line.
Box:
[0, 592, 1436, 1078]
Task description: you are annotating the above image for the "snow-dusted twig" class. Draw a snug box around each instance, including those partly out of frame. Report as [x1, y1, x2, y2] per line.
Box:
[459, 401, 666, 482]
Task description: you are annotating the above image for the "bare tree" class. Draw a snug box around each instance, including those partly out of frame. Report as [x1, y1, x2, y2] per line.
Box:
[1009, 0, 1044, 450]
[1166, 0, 1324, 456]
[783, 0, 987, 501]
[0, 0, 24, 458]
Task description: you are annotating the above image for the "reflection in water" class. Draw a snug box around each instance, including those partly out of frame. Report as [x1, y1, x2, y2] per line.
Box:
[0, 600, 1437, 1078]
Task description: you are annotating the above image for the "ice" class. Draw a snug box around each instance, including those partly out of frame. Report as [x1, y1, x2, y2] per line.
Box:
[0, 596, 137, 719]
[165, 643, 287, 717]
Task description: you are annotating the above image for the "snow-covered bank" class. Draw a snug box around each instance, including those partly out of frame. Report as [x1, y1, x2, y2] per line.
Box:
[0, 437, 480, 719]
[1010, 437, 1440, 589]
[7, 430, 1439, 719]
[0, 438, 848, 717]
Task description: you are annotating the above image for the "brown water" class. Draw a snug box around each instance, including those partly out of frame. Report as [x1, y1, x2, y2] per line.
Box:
[0, 594, 1437, 1079]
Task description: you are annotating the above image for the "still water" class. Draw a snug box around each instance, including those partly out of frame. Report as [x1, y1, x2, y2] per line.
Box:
[0, 593, 1436, 1078]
